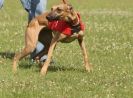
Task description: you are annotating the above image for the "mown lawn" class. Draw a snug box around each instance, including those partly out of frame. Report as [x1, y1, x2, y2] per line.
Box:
[0, 0, 133, 98]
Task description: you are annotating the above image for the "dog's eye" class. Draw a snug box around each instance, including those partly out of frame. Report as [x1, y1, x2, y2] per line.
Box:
[57, 7, 62, 13]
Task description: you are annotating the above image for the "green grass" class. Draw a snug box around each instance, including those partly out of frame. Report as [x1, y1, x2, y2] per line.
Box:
[0, 0, 133, 98]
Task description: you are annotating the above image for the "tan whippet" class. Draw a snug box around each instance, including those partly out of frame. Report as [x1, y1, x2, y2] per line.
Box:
[13, 0, 92, 76]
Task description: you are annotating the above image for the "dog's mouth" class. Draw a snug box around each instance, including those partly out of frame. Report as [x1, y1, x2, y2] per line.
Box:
[46, 15, 60, 21]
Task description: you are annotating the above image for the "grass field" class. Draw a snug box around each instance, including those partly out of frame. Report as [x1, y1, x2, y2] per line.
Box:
[0, 0, 133, 98]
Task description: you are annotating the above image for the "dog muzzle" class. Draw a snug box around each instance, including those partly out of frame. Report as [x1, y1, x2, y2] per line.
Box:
[46, 14, 60, 21]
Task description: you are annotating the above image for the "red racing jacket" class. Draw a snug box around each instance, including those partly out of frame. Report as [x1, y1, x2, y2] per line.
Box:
[48, 13, 85, 36]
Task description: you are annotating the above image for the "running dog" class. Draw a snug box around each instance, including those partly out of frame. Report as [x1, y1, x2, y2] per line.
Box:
[13, 0, 92, 76]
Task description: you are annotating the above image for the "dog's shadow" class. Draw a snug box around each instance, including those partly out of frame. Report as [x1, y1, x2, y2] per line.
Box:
[0, 51, 32, 68]
[0, 51, 15, 59]
[48, 65, 84, 72]
[34, 64, 85, 73]
[0, 52, 84, 73]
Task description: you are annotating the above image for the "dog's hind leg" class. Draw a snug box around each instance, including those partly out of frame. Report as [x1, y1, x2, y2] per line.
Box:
[78, 36, 92, 72]
[13, 46, 34, 73]
[13, 22, 44, 73]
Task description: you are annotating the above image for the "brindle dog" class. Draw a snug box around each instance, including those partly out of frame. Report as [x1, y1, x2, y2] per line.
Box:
[13, 0, 92, 76]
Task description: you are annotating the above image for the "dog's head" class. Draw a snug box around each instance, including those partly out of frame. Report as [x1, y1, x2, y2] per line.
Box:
[46, 0, 76, 22]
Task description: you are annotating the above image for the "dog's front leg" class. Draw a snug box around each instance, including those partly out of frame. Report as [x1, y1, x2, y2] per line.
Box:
[40, 33, 59, 76]
[78, 37, 92, 72]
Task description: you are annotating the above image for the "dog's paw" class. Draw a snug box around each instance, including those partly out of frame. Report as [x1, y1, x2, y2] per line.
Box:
[40, 71, 47, 77]
[12, 66, 17, 74]
[40, 67, 48, 76]
[85, 64, 93, 73]
[12, 68, 17, 75]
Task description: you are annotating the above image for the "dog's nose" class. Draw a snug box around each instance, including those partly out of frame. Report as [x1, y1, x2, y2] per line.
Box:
[46, 15, 51, 20]
[46, 13, 60, 21]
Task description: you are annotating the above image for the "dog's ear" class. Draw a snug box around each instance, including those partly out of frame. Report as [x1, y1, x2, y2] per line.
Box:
[62, 0, 73, 11]
[67, 4, 74, 16]
[66, 5, 76, 21]
[67, 4, 73, 11]
[62, 0, 67, 4]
